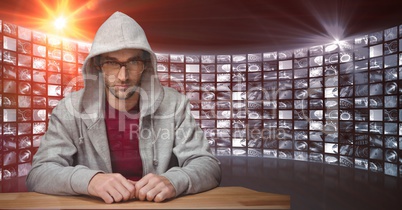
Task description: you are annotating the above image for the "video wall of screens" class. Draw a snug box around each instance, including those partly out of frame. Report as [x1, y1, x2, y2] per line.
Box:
[154, 25, 402, 178]
[0, 19, 401, 181]
[0, 20, 90, 181]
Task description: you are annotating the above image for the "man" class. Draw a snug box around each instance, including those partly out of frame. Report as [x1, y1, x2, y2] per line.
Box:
[26, 11, 221, 204]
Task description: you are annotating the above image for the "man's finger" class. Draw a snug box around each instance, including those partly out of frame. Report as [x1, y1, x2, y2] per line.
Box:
[98, 190, 114, 204]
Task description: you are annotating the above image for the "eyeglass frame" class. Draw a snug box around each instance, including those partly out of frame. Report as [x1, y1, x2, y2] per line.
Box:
[100, 59, 146, 74]
[95, 50, 151, 75]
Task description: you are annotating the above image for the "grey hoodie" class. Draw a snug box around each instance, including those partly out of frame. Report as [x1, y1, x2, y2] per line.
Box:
[26, 11, 221, 197]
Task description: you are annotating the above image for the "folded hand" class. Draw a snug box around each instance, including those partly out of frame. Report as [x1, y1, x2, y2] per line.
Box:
[88, 173, 135, 204]
[133, 173, 176, 202]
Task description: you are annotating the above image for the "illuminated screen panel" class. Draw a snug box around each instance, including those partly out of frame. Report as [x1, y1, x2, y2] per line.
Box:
[0, 21, 88, 181]
[155, 25, 402, 178]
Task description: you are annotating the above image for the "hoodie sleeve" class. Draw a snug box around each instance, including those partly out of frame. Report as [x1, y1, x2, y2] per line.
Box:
[161, 94, 221, 196]
[26, 96, 103, 195]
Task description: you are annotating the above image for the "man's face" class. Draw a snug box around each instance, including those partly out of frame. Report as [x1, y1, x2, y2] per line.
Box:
[100, 49, 145, 100]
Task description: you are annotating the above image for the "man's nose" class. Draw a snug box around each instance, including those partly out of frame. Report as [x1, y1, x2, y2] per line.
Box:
[117, 66, 129, 81]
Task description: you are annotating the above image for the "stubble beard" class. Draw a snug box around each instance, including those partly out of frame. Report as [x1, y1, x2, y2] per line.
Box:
[106, 84, 139, 100]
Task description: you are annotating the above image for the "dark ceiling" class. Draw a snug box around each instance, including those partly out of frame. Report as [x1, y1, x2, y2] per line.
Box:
[0, 0, 402, 55]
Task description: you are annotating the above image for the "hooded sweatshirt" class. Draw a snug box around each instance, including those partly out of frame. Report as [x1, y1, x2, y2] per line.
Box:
[26, 11, 221, 197]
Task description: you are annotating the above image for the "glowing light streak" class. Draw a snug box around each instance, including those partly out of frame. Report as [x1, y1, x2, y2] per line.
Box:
[0, 0, 103, 42]
[36, 0, 90, 40]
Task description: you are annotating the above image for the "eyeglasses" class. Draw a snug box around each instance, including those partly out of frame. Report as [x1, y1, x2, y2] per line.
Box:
[101, 60, 145, 75]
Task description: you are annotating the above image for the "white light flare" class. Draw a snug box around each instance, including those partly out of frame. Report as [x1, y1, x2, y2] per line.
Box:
[54, 16, 67, 30]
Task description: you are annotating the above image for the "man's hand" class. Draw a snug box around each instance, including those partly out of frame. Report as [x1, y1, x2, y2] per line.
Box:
[88, 173, 135, 204]
[134, 173, 176, 202]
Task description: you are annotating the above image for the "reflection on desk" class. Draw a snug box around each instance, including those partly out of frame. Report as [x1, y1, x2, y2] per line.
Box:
[0, 186, 290, 209]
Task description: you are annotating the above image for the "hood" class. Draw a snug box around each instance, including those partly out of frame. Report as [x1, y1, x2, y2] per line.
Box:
[79, 11, 163, 120]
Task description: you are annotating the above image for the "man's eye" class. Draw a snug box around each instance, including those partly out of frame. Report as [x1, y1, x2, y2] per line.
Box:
[128, 60, 140, 65]
[105, 61, 119, 66]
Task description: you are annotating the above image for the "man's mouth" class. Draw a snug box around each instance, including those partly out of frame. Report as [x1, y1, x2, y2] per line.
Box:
[107, 83, 139, 100]
[114, 85, 131, 91]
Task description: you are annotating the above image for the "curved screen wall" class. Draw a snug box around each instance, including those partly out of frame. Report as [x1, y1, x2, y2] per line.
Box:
[1, 19, 401, 181]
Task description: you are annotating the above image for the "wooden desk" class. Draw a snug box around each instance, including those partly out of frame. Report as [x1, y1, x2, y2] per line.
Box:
[0, 186, 290, 209]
